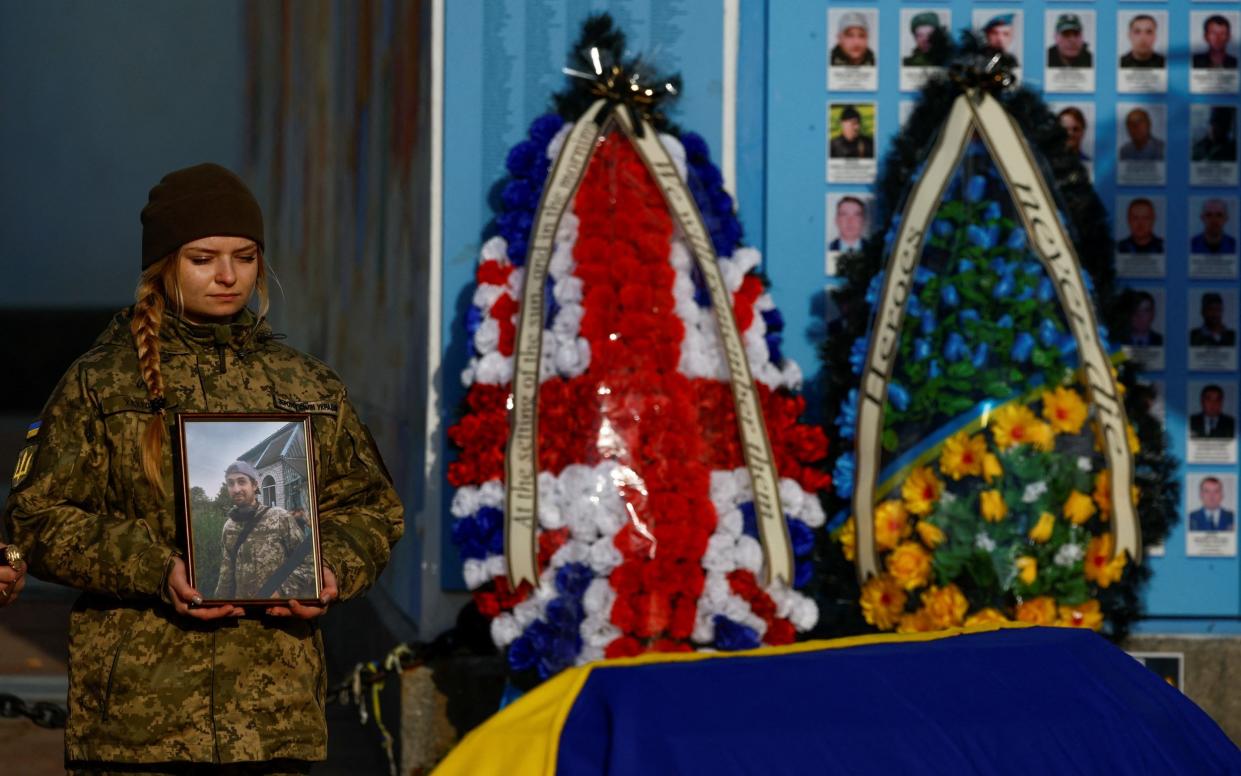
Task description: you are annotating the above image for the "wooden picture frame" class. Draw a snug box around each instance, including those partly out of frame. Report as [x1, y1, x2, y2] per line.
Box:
[176, 413, 322, 606]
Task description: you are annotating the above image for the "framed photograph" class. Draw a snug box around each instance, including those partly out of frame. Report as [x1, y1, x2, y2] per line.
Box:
[1116, 103, 1167, 186]
[828, 8, 879, 91]
[972, 9, 1023, 81]
[1044, 10, 1096, 93]
[1117, 11, 1168, 94]
[1115, 195, 1166, 278]
[1190, 11, 1240, 94]
[177, 413, 323, 606]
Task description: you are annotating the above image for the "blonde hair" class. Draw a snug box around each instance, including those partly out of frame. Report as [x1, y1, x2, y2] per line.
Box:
[132, 247, 270, 494]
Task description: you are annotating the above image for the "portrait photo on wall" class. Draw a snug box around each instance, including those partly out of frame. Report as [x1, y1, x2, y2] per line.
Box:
[1051, 102, 1095, 179]
[973, 10, 1022, 77]
[1117, 10, 1168, 94]
[1190, 11, 1240, 94]
[828, 8, 878, 91]
[825, 192, 873, 275]
[1117, 103, 1167, 185]
[1187, 380, 1238, 465]
[827, 102, 877, 183]
[1189, 104, 1238, 186]
[1185, 472, 1238, 558]
[1119, 287, 1166, 371]
[1115, 195, 1166, 278]
[900, 8, 949, 91]
[1188, 287, 1239, 371]
[1189, 196, 1239, 279]
[177, 414, 322, 605]
[1044, 10, 1095, 93]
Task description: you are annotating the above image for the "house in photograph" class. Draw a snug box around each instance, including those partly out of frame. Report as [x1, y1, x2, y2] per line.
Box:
[238, 421, 309, 514]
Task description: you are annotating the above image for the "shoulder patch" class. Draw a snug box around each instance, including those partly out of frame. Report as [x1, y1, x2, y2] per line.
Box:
[273, 394, 340, 415]
[25, 420, 41, 440]
[12, 443, 38, 490]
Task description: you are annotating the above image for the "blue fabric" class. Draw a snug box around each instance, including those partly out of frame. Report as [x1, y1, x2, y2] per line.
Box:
[556, 627, 1241, 775]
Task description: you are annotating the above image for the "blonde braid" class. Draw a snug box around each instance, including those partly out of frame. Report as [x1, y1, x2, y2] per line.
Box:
[131, 256, 179, 495]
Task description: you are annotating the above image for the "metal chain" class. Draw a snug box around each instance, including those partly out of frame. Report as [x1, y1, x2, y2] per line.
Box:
[0, 693, 68, 729]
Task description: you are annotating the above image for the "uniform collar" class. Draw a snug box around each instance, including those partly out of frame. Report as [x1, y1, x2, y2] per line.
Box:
[161, 308, 269, 354]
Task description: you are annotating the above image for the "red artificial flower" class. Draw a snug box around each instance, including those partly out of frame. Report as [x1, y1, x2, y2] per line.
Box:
[764, 619, 796, 645]
[476, 260, 513, 287]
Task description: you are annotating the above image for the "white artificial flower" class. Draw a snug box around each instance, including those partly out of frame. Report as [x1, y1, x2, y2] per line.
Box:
[576, 645, 605, 665]
[1055, 543, 1084, 567]
[463, 559, 490, 590]
[659, 132, 688, 181]
[553, 275, 584, 305]
[473, 351, 513, 385]
[1077, 456, 1092, 472]
[546, 121, 573, 161]
[551, 539, 590, 568]
[733, 246, 762, 275]
[778, 479, 805, 519]
[974, 533, 997, 552]
[450, 486, 482, 518]
[716, 507, 743, 538]
[481, 235, 509, 262]
[484, 554, 508, 579]
[491, 614, 522, 647]
[473, 317, 500, 355]
[692, 613, 715, 643]
[734, 535, 764, 572]
[582, 578, 615, 617]
[702, 534, 739, 573]
[472, 283, 505, 311]
[587, 537, 622, 574]
[1022, 481, 1048, 503]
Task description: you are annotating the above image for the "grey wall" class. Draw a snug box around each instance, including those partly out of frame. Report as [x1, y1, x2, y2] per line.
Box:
[0, 0, 247, 307]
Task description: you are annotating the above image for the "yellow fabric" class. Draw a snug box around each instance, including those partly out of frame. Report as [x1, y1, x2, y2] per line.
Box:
[432, 622, 1033, 775]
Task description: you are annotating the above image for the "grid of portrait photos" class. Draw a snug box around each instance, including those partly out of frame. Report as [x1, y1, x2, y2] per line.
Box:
[824, 2, 1241, 565]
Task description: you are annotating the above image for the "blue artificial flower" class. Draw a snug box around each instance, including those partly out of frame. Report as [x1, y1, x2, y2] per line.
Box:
[544, 596, 582, 630]
[794, 558, 814, 588]
[525, 620, 555, 656]
[505, 140, 543, 178]
[508, 235, 529, 266]
[680, 131, 710, 162]
[914, 338, 932, 361]
[450, 516, 488, 560]
[945, 331, 968, 362]
[940, 283, 960, 307]
[507, 635, 538, 672]
[1011, 332, 1035, 362]
[929, 359, 942, 378]
[983, 201, 1001, 222]
[865, 273, 886, 305]
[713, 615, 762, 651]
[888, 382, 911, 412]
[960, 309, 980, 324]
[739, 502, 758, 538]
[527, 113, 565, 147]
[833, 453, 855, 499]
[555, 562, 594, 598]
[1021, 261, 1042, 276]
[1036, 277, 1054, 303]
[1039, 318, 1060, 348]
[545, 277, 560, 329]
[761, 308, 785, 332]
[695, 161, 724, 191]
[915, 266, 935, 285]
[920, 311, 937, 336]
[465, 305, 483, 342]
[971, 341, 990, 369]
[997, 314, 1014, 328]
[501, 178, 536, 211]
[906, 294, 923, 318]
[966, 175, 988, 202]
[849, 336, 870, 375]
[993, 273, 1015, 299]
[765, 333, 784, 365]
[966, 225, 993, 248]
[1080, 269, 1096, 294]
[827, 508, 850, 531]
[787, 518, 816, 557]
[1005, 228, 1027, 251]
[538, 630, 583, 680]
[1058, 333, 1078, 357]
[835, 389, 859, 440]
[957, 259, 974, 273]
[989, 257, 1011, 275]
[1015, 284, 1034, 302]
[933, 219, 954, 239]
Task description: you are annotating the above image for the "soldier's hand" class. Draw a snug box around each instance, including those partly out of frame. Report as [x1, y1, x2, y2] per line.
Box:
[266, 565, 339, 619]
[166, 558, 243, 619]
[0, 565, 24, 608]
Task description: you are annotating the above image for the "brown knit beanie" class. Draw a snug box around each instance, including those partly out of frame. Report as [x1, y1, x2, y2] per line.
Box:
[140, 163, 265, 269]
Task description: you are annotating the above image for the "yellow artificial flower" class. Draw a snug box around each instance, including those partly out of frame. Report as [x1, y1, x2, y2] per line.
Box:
[1028, 420, 1056, 452]
[1056, 599, 1103, 631]
[1015, 556, 1038, 585]
[980, 489, 1008, 522]
[896, 608, 936, 634]
[837, 517, 856, 562]
[901, 466, 943, 516]
[920, 583, 969, 629]
[964, 607, 1009, 627]
[1015, 596, 1057, 625]
[874, 500, 911, 552]
[939, 431, 987, 480]
[1084, 534, 1127, 588]
[1041, 386, 1089, 435]
[982, 452, 1003, 484]
[915, 519, 946, 549]
[860, 574, 908, 631]
[886, 541, 933, 591]
[1127, 423, 1141, 454]
[1093, 470, 1112, 516]
[1029, 511, 1055, 543]
[989, 404, 1040, 450]
[1064, 490, 1097, 525]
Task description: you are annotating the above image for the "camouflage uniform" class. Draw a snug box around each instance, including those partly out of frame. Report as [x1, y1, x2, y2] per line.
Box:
[4, 308, 403, 767]
[213, 503, 316, 601]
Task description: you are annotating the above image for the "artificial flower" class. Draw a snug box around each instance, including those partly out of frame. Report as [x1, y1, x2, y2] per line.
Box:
[1127, 423, 1141, 454]
[860, 574, 908, 631]
[1093, 469, 1112, 516]
[1064, 491, 1096, 525]
[1027, 420, 1056, 452]
[980, 489, 1008, 522]
[964, 607, 1009, 627]
[939, 431, 987, 480]
[901, 466, 943, 516]
[886, 541, 933, 591]
[1041, 386, 1088, 435]
[1056, 599, 1103, 631]
[837, 517, 857, 562]
[1015, 556, 1038, 585]
[1029, 512, 1055, 543]
[982, 452, 1003, 484]
[989, 404, 1040, 450]
[896, 609, 935, 633]
[920, 583, 969, 629]
[1015, 596, 1057, 625]
[874, 500, 912, 551]
[915, 519, 946, 549]
[1084, 534, 1126, 588]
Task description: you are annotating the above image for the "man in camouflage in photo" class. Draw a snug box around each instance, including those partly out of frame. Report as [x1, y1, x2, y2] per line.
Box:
[213, 460, 316, 601]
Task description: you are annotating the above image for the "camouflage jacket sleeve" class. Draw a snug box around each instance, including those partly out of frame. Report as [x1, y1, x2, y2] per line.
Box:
[316, 395, 404, 599]
[3, 362, 176, 598]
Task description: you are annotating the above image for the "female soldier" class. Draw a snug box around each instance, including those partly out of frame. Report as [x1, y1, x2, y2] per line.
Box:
[3, 163, 404, 773]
